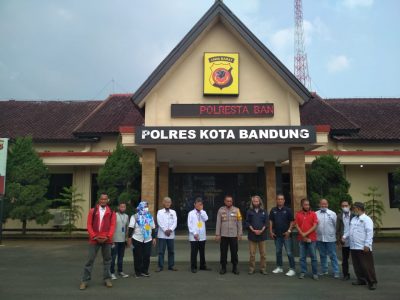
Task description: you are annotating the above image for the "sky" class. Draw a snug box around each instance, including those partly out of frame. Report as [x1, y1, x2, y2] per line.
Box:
[0, 0, 399, 100]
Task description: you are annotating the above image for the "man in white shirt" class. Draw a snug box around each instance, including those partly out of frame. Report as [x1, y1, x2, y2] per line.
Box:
[156, 197, 178, 272]
[187, 197, 211, 273]
[316, 199, 340, 278]
[345, 202, 377, 290]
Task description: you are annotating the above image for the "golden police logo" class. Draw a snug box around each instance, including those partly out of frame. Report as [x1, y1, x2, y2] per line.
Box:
[204, 53, 239, 96]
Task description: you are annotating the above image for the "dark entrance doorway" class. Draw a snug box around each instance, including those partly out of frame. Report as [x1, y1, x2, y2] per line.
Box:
[170, 173, 264, 229]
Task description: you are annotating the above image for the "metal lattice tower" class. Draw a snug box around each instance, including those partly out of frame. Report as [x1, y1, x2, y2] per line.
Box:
[294, 0, 311, 90]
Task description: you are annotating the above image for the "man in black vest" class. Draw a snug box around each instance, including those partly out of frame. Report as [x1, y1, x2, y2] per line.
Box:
[336, 199, 354, 281]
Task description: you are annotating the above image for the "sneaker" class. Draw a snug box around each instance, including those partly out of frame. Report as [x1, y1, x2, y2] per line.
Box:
[298, 273, 305, 279]
[286, 269, 296, 277]
[313, 274, 319, 281]
[318, 272, 328, 276]
[79, 282, 87, 290]
[111, 273, 117, 280]
[334, 273, 340, 279]
[368, 283, 377, 290]
[272, 267, 283, 274]
[119, 272, 129, 278]
[248, 270, 255, 275]
[260, 270, 268, 275]
[104, 279, 113, 288]
[141, 272, 150, 277]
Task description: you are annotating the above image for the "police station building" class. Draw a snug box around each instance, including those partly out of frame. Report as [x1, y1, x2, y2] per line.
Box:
[1, 1, 399, 231]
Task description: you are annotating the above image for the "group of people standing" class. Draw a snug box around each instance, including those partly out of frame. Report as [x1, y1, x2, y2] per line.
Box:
[79, 192, 377, 292]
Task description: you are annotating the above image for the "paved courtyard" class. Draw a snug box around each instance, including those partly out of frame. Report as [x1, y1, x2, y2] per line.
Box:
[0, 239, 398, 300]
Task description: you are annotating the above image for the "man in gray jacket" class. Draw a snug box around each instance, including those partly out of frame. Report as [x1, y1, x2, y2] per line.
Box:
[316, 199, 339, 278]
[215, 195, 243, 275]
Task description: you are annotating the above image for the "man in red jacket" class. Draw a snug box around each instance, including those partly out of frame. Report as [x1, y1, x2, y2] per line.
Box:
[80, 192, 116, 290]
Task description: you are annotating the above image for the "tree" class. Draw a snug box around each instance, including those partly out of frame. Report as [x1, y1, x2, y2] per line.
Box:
[5, 137, 53, 234]
[55, 186, 85, 235]
[97, 141, 141, 209]
[307, 154, 352, 212]
[363, 186, 385, 235]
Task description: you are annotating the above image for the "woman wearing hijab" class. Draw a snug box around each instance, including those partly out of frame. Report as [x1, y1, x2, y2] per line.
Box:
[127, 201, 156, 277]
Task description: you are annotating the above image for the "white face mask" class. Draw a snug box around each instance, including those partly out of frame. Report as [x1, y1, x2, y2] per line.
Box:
[143, 207, 149, 212]
[342, 207, 350, 213]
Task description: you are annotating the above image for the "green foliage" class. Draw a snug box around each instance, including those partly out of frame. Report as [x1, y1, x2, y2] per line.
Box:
[306, 154, 352, 212]
[363, 186, 385, 235]
[5, 137, 53, 234]
[55, 186, 85, 234]
[97, 141, 141, 210]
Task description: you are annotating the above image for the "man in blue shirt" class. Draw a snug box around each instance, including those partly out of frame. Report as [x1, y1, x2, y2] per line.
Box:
[269, 194, 296, 277]
[245, 195, 268, 275]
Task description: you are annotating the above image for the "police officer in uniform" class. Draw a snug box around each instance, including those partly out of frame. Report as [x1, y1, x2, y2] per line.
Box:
[215, 195, 243, 275]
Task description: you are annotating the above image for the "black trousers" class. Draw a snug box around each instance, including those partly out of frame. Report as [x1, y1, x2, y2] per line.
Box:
[342, 246, 350, 276]
[220, 237, 238, 268]
[132, 239, 152, 275]
[190, 241, 206, 269]
[351, 249, 378, 285]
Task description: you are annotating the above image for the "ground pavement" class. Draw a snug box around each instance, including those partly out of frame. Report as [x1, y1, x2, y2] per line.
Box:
[0, 238, 398, 300]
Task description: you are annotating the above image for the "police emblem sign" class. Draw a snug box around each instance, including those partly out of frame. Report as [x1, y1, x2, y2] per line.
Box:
[203, 53, 239, 96]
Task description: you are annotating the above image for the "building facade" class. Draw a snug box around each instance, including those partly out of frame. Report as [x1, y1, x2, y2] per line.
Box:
[1, 1, 399, 231]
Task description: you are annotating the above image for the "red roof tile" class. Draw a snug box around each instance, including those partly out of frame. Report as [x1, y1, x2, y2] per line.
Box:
[0, 100, 101, 142]
[327, 98, 400, 141]
[73, 94, 144, 136]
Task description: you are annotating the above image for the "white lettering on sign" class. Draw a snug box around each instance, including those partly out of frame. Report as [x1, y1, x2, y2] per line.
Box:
[137, 127, 315, 144]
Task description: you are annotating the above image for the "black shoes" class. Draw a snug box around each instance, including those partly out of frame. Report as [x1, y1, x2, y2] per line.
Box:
[200, 266, 212, 271]
[368, 283, 377, 290]
[191, 268, 198, 273]
[352, 280, 366, 286]
[219, 268, 227, 275]
[232, 266, 239, 275]
[342, 274, 350, 281]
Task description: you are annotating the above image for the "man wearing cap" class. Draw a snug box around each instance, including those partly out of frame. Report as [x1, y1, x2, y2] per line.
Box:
[344, 202, 377, 290]
[215, 195, 243, 275]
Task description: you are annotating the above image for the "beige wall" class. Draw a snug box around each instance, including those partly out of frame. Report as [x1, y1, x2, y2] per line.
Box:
[143, 22, 302, 127]
[346, 165, 400, 228]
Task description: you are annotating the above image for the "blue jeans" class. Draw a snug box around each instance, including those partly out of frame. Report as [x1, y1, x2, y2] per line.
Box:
[299, 241, 318, 275]
[111, 242, 126, 274]
[274, 237, 295, 269]
[158, 238, 175, 269]
[317, 241, 340, 274]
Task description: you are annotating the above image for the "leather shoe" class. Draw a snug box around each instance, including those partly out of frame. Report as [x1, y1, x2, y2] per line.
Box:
[191, 268, 197, 273]
[232, 268, 240, 275]
[368, 283, 377, 290]
[219, 268, 227, 275]
[200, 267, 212, 271]
[352, 280, 366, 286]
[342, 274, 350, 281]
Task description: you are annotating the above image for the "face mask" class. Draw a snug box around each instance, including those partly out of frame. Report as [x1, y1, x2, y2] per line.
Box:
[320, 208, 327, 212]
[143, 207, 149, 213]
[342, 207, 350, 213]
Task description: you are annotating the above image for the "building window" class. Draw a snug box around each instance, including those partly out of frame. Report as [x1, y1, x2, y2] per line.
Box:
[46, 174, 73, 208]
[388, 173, 400, 209]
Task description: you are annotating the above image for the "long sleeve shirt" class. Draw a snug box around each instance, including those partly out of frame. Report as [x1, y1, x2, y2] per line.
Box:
[345, 213, 374, 251]
[316, 209, 337, 242]
[215, 206, 243, 238]
[187, 209, 208, 241]
[157, 208, 177, 239]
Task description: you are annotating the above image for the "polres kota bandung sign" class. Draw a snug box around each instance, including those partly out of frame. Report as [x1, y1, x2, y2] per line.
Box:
[135, 126, 316, 145]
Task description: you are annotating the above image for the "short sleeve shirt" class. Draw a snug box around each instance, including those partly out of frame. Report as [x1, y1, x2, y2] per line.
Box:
[269, 206, 294, 237]
[295, 210, 318, 241]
